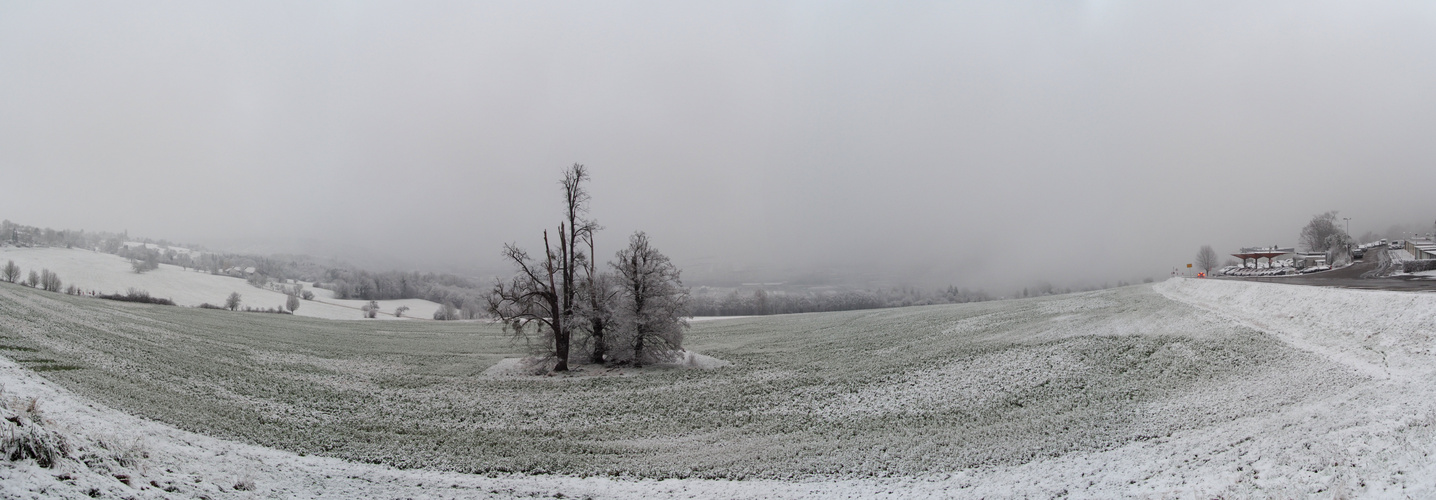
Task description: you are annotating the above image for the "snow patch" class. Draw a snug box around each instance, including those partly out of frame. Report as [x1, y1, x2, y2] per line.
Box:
[484, 351, 732, 378]
[0, 246, 441, 321]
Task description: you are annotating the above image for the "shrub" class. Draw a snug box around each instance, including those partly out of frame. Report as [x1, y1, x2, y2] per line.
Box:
[1403, 260, 1436, 273]
[1, 395, 71, 468]
[131, 256, 159, 274]
[240, 306, 291, 314]
[433, 302, 458, 320]
[96, 289, 176, 306]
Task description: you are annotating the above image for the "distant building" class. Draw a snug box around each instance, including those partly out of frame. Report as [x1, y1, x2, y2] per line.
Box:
[1292, 253, 1327, 268]
[1231, 246, 1296, 267]
[1407, 239, 1436, 260]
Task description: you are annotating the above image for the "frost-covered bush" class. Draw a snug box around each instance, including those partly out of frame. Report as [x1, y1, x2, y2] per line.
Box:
[1402, 260, 1436, 273]
[97, 288, 176, 306]
[1, 394, 70, 468]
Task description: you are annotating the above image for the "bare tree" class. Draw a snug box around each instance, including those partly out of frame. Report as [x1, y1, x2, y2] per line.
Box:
[225, 292, 242, 311]
[286, 294, 300, 313]
[433, 302, 457, 320]
[39, 269, 61, 292]
[1, 260, 18, 283]
[1300, 211, 1347, 253]
[25, 269, 39, 287]
[581, 237, 618, 364]
[1326, 233, 1354, 267]
[1195, 245, 1218, 275]
[611, 232, 689, 367]
[460, 297, 482, 320]
[486, 231, 569, 371]
[131, 250, 159, 273]
[395, 305, 409, 318]
[559, 164, 604, 363]
[362, 300, 380, 318]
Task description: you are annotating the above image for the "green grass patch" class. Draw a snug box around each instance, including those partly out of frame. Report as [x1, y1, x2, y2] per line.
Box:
[30, 364, 82, 372]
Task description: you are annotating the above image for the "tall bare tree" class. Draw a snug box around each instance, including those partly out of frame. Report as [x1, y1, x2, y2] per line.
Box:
[487, 230, 570, 371]
[1299, 211, 1347, 253]
[611, 231, 689, 367]
[559, 164, 604, 362]
[1195, 245, 1218, 274]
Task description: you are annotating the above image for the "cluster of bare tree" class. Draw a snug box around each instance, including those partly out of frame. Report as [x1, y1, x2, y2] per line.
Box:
[486, 164, 689, 371]
[3, 260, 63, 292]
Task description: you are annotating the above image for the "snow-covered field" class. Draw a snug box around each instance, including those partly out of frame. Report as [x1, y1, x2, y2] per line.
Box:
[5, 278, 1436, 497]
[0, 246, 441, 320]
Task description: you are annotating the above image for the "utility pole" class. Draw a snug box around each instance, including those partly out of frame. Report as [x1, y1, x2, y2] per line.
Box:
[1343, 217, 1350, 236]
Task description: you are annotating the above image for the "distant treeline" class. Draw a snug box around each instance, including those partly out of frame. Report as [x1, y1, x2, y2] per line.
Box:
[315, 268, 486, 318]
[2, 219, 127, 250]
[5, 219, 1143, 319]
[2, 219, 489, 315]
[689, 285, 994, 316]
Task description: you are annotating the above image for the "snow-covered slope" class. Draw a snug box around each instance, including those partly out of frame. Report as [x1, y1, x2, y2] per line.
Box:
[6, 278, 1436, 497]
[0, 246, 440, 320]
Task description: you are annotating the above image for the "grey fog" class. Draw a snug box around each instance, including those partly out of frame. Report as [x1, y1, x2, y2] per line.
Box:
[3, 1, 1435, 292]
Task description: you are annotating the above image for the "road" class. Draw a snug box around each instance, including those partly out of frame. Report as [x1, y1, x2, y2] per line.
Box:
[1217, 256, 1436, 292]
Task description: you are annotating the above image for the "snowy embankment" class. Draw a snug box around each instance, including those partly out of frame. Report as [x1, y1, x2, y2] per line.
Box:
[1155, 277, 1436, 380]
[0, 246, 440, 320]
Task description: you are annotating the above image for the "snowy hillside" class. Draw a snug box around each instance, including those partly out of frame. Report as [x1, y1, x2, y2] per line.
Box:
[0, 246, 441, 320]
[6, 278, 1436, 497]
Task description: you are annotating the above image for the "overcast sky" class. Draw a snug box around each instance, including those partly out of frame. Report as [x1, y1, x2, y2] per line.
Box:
[3, 1, 1436, 291]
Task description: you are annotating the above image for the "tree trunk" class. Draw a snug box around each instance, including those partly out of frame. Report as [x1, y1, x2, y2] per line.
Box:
[587, 237, 605, 364]
[545, 230, 568, 372]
